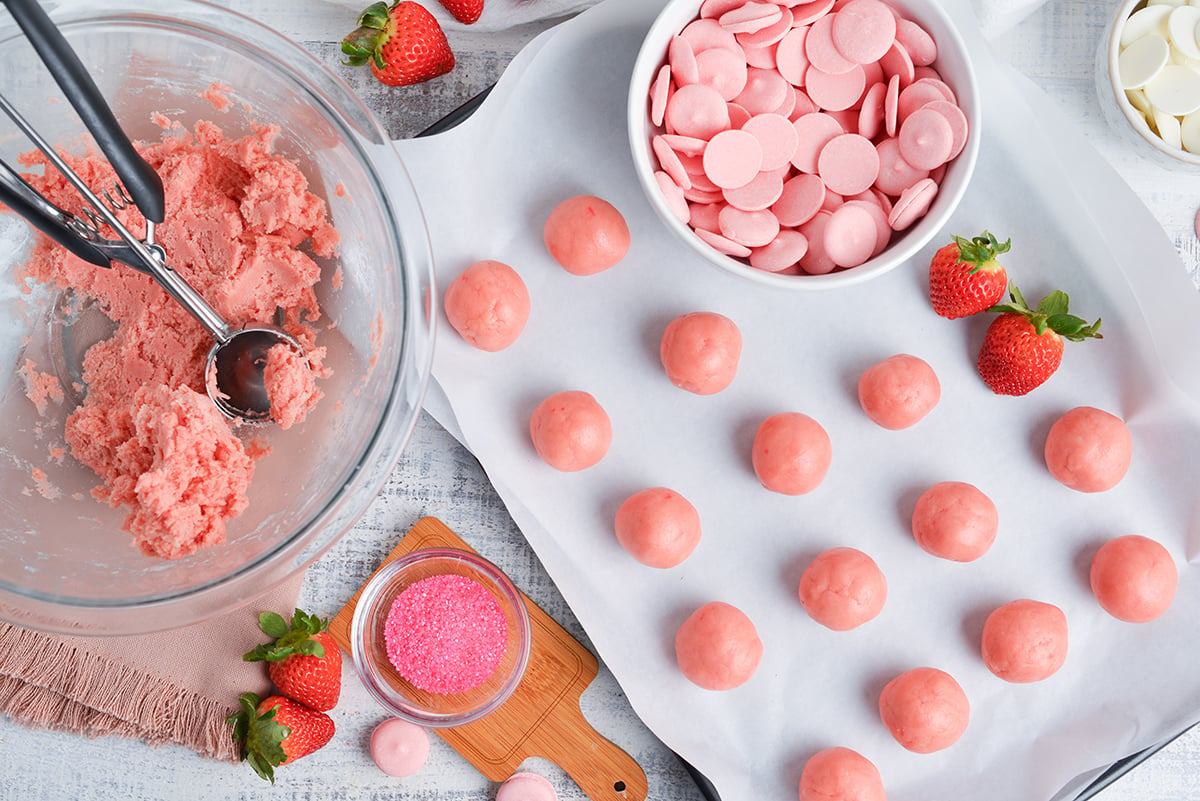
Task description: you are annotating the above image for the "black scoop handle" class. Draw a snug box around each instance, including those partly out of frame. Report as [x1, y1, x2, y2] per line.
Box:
[0, 163, 111, 266]
[2, 0, 165, 223]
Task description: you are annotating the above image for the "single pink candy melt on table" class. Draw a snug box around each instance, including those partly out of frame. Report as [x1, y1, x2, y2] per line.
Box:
[497, 771, 558, 801]
[370, 718, 430, 777]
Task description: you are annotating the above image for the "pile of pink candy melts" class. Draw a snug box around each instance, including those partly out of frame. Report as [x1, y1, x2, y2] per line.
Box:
[645, 0, 970, 275]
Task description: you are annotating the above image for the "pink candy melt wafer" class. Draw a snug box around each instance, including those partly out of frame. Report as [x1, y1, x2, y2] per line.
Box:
[704, 128, 764, 188]
[817, 133, 880, 195]
[719, 205, 781, 247]
[805, 63, 867, 111]
[884, 73, 901, 136]
[651, 64, 672, 127]
[775, 26, 811, 86]
[879, 41, 916, 88]
[696, 226, 753, 257]
[874, 135, 929, 195]
[791, 112, 844, 173]
[858, 81, 887, 140]
[655, 171, 691, 223]
[680, 17, 739, 53]
[669, 35, 700, 85]
[724, 169, 786, 210]
[831, 0, 897, 65]
[735, 66, 792, 114]
[661, 133, 707, 155]
[792, 0, 836, 26]
[898, 77, 953, 121]
[898, 105, 954, 169]
[738, 6, 794, 48]
[665, 83, 732, 138]
[843, 198, 891, 255]
[653, 135, 693, 190]
[743, 112, 801, 170]
[720, 1, 783, 34]
[888, 177, 938, 230]
[799, 210, 838, 274]
[923, 99, 969, 159]
[807, 13, 858, 74]
[824, 203, 878, 267]
[697, 46, 749, 99]
[700, 0, 743, 17]
[773, 173, 827, 226]
[896, 18, 937, 65]
[750, 229, 809, 272]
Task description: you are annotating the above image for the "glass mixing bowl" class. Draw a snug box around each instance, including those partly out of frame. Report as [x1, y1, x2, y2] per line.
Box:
[0, 0, 434, 634]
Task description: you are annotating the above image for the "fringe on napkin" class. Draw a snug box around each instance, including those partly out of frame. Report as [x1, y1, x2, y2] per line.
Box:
[0, 623, 239, 761]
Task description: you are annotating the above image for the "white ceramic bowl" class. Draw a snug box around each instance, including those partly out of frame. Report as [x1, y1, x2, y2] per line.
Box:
[628, 0, 981, 290]
[1098, 0, 1200, 168]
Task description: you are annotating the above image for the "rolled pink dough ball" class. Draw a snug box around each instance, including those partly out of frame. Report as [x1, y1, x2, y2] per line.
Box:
[752, 412, 832, 495]
[857, 353, 941, 429]
[660, 311, 742, 395]
[878, 666, 970, 753]
[798, 547, 887, 631]
[1090, 534, 1177, 623]
[798, 747, 886, 801]
[443, 259, 531, 352]
[369, 717, 430, 777]
[497, 771, 557, 801]
[980, 599, 1069, 683]
[910, 481, 998, 562]
[1044, 406, 1132, 492]
[543, 194, 631, 275]
[614, 487, 701, 568]
[529, 390, 612, 472]
[675, 601, 763, 690]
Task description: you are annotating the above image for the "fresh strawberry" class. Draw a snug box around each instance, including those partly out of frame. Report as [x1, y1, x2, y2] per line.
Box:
[341, 1, 455, 87]
[243, 609, 341, 712]
[227, 692, 335, 783]
[976, 285, 1102, 396]
[437, 0, 483, 24]
[928, 230, 1011, 319]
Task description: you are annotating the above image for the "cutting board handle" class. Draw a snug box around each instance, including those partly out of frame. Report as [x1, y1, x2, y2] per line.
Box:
[536, 695, 649, 801]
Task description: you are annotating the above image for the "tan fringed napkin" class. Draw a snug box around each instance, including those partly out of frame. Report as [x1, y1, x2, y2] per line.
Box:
[0, 574, 304, 762]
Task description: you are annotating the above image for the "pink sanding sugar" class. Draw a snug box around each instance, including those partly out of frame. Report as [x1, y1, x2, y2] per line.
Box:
[383, 574, 508, 695]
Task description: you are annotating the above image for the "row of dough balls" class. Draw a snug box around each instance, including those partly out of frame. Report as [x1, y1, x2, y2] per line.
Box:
[439, 194, 1176, 798]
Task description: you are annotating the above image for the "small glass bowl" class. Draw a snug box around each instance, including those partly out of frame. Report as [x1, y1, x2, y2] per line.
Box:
[350, 548, 531, 727]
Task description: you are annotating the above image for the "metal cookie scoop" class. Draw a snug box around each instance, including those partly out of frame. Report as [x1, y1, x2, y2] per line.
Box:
[0, 0, 304, 423]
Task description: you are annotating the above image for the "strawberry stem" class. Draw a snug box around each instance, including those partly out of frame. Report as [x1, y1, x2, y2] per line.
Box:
[226, 692, 289, 784]
[243, 608, 328, 663]
[340, 1, 391, 68]
[987, 283, 1102, 341]
[951, 230, 1011, 273]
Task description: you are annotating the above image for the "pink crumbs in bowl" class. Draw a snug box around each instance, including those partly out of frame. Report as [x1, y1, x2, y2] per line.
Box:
[383, 574, 509, 695]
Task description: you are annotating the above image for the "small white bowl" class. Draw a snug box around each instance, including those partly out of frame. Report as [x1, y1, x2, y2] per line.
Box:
[627, 0, 981, 290]
[1098, 0, 1200, 168]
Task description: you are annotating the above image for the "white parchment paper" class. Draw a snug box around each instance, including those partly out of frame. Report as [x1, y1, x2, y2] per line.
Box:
[393, 0, 1200, 798]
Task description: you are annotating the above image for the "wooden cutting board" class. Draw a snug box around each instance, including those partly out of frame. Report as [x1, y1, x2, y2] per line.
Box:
[329, 517, 648, 801]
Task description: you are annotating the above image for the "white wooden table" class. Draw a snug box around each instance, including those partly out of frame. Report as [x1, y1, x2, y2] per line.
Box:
[2, 1, 1198, 799]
